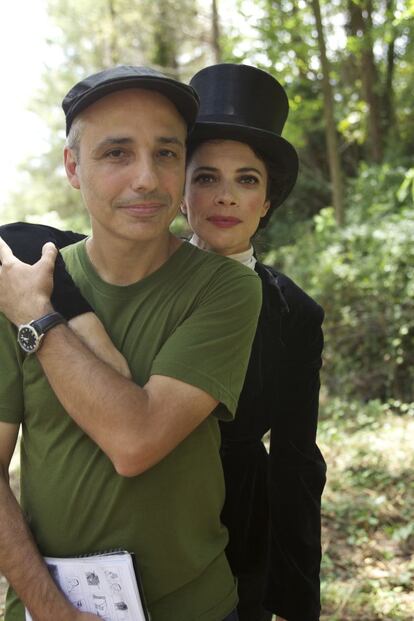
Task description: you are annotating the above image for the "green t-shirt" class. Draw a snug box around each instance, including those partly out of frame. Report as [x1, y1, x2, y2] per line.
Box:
[1, 240, 261, 621]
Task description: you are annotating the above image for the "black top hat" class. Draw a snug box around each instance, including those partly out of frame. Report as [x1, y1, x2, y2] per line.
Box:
[189, 64, 299, 223]
[62, 65, 199, 136]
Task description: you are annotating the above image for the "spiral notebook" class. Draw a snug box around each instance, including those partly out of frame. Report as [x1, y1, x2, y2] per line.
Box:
[25, 550, 149, 621]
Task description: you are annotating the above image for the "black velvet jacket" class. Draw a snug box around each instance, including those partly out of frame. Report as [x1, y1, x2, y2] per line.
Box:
[220, 261, 326, 621]
[1, 223, 326, 620]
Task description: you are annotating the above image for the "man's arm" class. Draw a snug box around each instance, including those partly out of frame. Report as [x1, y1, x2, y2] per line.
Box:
[37, 327, 219, 476]
[0, 238, 219, 476]
[0, 422, 100, 621]
[69, 313, 131, 379]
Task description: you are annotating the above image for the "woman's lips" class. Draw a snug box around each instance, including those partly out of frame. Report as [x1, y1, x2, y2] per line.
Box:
[207, 216, 241, 228]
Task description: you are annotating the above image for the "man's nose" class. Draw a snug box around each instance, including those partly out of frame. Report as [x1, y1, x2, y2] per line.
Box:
[130, 156, 158, 193]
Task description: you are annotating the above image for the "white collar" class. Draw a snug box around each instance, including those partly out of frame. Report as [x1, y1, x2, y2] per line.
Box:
[189, 235, 256, 271]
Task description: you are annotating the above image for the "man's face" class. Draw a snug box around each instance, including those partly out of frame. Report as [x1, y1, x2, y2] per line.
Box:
[64, 88, 187, 245]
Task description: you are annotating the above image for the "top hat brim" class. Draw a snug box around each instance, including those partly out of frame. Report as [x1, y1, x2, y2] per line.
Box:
[188, 121, 299, 216]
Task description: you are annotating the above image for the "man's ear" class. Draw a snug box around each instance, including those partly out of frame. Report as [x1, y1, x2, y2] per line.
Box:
[64, 147, 80, 189]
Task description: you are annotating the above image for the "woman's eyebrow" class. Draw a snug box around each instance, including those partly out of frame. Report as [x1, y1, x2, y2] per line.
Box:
[192, 166, 218, 172]
[236, 167, 263, 176]
[192, 165, 263, 175]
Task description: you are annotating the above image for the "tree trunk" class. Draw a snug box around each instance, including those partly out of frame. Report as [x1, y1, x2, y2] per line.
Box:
[151, 0, 179, 75]
[382, 0, 397, 142]
[211, 0, 222, 63]
[290, 0, 313, 82]
[311, 0, 345, 226]
[348, 0, 383, 162]
[107, 0, 120, 65]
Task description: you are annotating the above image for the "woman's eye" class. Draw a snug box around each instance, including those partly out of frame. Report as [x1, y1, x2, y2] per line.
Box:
[239, 175, 259, 185]
[193, 174, 216, 184]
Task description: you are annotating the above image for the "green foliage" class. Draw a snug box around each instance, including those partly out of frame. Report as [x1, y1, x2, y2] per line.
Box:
[3, 0, 414, 228]
[1, 0, 412, 406]
[264, 162, 414, 401]
[3, 0, 208, 226]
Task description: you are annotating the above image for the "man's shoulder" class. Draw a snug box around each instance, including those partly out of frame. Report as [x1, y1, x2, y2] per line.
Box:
[181, 243, 260, 286]
[60, 237, 86, 258]
[186, 246, 262, 310]
[171, 244, 262, 333]
[60, 238, 87, 273]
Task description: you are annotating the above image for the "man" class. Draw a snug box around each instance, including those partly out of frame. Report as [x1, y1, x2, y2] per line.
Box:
[0, 66, 261, 621]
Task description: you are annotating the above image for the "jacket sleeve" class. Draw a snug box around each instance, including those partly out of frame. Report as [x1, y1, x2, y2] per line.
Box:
[263, 273, 326, 621]
[0, 222, 92, 320]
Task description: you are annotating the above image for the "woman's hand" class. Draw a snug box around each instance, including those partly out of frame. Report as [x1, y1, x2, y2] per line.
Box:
[69, 313, 131, 379]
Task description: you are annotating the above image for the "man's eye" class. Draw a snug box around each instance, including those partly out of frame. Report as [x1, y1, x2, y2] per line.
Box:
[105, 149, 126, 159]
[158, 149, 178, 159]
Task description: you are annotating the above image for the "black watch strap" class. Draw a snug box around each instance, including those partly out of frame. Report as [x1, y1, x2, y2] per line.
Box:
[31, 312, 67, 336]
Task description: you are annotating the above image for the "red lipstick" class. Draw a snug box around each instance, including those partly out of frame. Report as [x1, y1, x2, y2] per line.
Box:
[207, 216, 241, 228]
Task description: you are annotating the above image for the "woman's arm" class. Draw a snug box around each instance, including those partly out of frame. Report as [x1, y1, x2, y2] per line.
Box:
[262, 270, 326, 621]
[0, 223, 130, 378]
[0, 222, 90, 320]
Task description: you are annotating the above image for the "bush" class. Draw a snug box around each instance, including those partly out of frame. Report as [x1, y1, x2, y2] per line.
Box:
[264, 163, 414, 401]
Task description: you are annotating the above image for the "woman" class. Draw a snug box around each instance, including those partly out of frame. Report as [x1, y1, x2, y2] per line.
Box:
[0, 64, 325, 621]
[184, 65, 326, 621]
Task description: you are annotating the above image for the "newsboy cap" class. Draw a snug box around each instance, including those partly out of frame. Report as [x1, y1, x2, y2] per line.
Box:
[62, 65, 200, 135]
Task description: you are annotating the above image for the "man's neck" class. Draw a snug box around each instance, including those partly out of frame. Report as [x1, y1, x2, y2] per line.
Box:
[85, 231, 182, 286]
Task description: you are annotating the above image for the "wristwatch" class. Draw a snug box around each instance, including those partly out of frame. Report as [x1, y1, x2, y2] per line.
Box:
[17, 312, 66, 354]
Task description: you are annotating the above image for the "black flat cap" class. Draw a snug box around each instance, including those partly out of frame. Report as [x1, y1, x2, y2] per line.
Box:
[62, 65, 199, 135]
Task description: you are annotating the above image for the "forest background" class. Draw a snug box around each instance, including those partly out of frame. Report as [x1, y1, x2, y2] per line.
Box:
[0, 0, 413, 619]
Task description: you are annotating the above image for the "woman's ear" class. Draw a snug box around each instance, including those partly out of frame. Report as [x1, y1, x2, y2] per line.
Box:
[64, 147, 81, 190]
[260, 199, 271, 219]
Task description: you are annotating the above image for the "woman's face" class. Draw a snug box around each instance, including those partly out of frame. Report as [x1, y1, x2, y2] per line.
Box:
[183, 140, 270, 255]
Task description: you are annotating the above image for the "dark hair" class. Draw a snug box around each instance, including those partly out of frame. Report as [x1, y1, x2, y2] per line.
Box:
[186, 138, 289, 228]
[251, 147, 290, 228]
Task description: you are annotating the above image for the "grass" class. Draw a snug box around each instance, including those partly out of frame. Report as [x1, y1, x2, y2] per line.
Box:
[319, 397, 414, 620]
[1, 398, 413, 620]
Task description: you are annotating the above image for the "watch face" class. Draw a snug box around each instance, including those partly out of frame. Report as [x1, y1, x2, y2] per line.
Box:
[18, 325, 40, 353]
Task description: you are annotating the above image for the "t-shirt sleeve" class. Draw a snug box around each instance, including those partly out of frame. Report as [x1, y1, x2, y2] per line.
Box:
[151, 266, 262, 420]
[0, 314, 25, 424]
